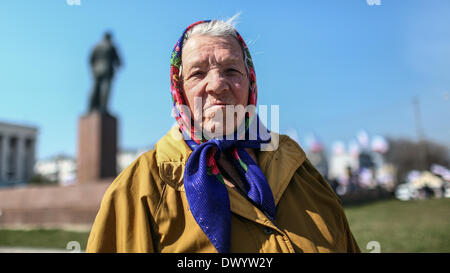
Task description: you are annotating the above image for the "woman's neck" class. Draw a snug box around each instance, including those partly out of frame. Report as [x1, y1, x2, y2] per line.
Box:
[217, 148, 259, 191]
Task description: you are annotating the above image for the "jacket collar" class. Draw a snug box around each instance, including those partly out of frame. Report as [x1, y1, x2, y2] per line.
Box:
[155, 125, 306, 205]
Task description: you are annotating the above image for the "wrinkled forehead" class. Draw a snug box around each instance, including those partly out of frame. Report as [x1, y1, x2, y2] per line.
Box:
[181, 35, 245, 68]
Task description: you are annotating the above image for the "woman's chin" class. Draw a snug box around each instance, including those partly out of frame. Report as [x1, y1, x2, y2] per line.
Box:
[202, 121, 233, 139]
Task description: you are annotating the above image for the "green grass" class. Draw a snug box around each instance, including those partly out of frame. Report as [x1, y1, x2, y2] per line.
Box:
[344, 198, 450, 253]
[0, 198, 449, 252]
[0, 229, 90, 250]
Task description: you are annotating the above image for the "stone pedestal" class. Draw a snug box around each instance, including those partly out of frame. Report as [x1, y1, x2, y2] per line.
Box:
[77, 111, 117, 183]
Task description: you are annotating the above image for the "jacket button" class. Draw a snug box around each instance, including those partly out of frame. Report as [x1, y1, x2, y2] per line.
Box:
[263, 227, 274, 235]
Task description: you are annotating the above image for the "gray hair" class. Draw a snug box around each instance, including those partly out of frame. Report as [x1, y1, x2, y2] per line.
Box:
[183, 13, 241, 44]
[180, 13, 249, 79]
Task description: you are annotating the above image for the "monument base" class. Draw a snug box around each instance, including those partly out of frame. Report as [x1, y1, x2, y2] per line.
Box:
[77, 111, 117, 184]
[0, 182, 111, 229]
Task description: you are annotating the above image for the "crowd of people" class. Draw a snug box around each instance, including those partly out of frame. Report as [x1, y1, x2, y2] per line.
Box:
[303, 131, 449, 202]
[306, 132, 394, 195]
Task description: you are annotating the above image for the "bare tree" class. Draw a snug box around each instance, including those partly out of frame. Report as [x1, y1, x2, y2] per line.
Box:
[384, 138, 450, 184]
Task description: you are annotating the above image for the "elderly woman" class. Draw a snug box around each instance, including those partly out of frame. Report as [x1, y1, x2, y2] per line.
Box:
[86, 16, 360, 253]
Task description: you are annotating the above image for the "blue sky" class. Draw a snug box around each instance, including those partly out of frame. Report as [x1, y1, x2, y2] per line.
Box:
[1, 0, 449, 160]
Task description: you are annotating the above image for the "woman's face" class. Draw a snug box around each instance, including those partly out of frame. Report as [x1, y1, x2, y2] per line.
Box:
[181, 35, 250, 137]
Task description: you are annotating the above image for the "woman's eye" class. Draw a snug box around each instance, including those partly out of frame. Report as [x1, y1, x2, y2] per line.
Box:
[190, 71, 205, 78]
[226, 68, 241, 75]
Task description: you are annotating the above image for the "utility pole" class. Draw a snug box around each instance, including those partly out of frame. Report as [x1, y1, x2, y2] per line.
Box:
[412, 96, 427, 170]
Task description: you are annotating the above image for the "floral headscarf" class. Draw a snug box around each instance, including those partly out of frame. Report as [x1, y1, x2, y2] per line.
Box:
[169, 20, 275, 253]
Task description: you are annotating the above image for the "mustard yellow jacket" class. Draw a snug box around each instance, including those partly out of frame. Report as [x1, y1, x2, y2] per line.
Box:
[86, 126, 360, 253]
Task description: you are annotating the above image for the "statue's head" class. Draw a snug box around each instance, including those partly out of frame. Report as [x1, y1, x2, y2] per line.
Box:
[104, 32, 112, 42]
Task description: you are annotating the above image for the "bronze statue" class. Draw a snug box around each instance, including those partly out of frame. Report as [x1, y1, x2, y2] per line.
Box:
[88, 32, 122, 114]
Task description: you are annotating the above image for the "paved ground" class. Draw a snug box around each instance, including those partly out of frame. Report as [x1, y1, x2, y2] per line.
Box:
[0, 247, 84, 253]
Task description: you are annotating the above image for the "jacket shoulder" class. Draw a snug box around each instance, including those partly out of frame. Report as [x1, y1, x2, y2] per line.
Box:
[273, 133, 341, 204]
[277, 134, 338, 200]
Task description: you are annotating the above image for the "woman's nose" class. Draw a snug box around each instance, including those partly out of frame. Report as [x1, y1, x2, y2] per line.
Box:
[205, 70, 228, 95]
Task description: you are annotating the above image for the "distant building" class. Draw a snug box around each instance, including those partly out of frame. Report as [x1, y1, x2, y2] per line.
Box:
[0, 121, 38, 187]
[117, 148, 148, 173]
[34, 147, 151, 186]
[34, 154, 77, 186]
